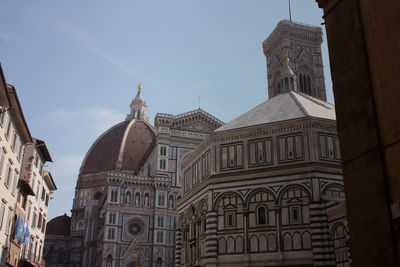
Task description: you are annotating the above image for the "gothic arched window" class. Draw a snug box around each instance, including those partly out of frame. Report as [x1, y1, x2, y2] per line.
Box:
[299, 73, 312, 95]
[158, 193, 165, 206]
[156, 257, 162, 267]
[302, 74, 307, 93]
[299, 74, 304, 93]
[110, 189, 118, 203]
[108, 212, 116, 224]
[106, 254, 112, 267]
[306, 75, 312, 95]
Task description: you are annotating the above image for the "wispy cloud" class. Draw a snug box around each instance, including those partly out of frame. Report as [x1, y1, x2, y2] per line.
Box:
[49, 106, 125, 136]
[52, 154, 84, 180]
[53, 19, 142, 78]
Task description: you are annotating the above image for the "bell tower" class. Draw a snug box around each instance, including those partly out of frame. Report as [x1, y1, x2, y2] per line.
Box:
[126, 83, 149, 122]
[263, 20, 327, 101]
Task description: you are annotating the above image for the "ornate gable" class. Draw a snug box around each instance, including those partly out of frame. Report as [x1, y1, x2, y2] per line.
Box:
[155, 109, 223, 134]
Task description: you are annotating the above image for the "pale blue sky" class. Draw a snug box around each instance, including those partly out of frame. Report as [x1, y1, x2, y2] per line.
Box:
[0, 0, 332, 219]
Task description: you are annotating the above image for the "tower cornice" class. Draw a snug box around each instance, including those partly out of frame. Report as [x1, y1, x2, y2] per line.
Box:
[263, 20, 323, 56]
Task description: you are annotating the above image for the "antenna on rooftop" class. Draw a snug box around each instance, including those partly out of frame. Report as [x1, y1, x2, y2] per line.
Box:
[198, 96, 201, 109]
[288, 0, 292, 23]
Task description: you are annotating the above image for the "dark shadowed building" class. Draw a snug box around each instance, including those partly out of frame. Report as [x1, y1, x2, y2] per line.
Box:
[43, 214, 71, 267]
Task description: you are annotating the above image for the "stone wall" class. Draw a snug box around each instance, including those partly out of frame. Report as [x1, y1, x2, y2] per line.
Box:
[317, 0, 400, 265]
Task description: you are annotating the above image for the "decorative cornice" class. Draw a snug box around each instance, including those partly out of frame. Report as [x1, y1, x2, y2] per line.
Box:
[263, 20, 323, 56]
[154, 108, 224, 131]
[213, 120, 336, 143]
[106, 171, 171, 189]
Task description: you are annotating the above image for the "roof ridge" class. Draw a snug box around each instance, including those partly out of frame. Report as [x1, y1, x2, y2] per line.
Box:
[294, 91, 334, 109]
[214, 99, 269, 132]
[215, 91, 335, 133]
[117, 119, 138, 164]
[289, 91, 309, 117]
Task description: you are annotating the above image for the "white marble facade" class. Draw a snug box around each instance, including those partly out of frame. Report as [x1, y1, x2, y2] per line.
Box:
[69, 86, 223, 267]
[177, 95, 350, 267]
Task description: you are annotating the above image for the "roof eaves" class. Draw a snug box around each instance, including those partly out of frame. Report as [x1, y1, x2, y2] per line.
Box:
[0, 63, 11, 108]
[6, 85, 32, 144]
[43, 170, 57, 190]
[35, 138, 53, 162]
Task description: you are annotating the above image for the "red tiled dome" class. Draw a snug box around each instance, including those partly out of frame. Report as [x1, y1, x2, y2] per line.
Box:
[46, 214, 71, 236]
[80, 120, 155, 175]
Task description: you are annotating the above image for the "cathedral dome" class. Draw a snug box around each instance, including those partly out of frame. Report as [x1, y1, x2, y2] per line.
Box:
[46, 214, 71, 236]
[80, 119, 155, 175]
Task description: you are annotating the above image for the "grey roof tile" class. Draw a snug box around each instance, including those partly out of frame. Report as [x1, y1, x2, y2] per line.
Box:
[215, 91, 335, 132]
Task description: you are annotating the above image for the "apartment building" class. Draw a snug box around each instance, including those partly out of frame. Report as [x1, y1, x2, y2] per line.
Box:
[20, 139, 56, 267]
[17, 138, 57, 266]
[0, 64, 57, 267]
[0, 67, 33, 266]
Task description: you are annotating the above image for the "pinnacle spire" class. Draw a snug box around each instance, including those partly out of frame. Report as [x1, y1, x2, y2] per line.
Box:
[134, 82, 143, 101]
[277, 57, 297, 93]
[126, 83, 149, 122]
[282, 57, 295, 77]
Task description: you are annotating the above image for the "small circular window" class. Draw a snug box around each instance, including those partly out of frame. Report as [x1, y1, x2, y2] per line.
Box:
[125, 217, 146, 239]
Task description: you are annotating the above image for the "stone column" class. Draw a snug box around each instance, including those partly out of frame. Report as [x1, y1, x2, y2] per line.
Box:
[175, 228, 182, 267]
[243, 209, 250, 265]
[243, 209, 249, 254]
[309, 201, 334, 266]
[196, 220, 201, 264]
[205, 211, 218, 265]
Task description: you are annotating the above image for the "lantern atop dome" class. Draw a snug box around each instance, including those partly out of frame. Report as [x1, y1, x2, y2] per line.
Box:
[126, 82, 149, 122]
